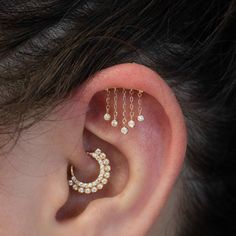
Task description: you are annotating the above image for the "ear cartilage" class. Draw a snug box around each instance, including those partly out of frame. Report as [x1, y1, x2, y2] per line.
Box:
[103, 88, 144, 134]
[68, 148, 111, 194]
[104, 88, 111, 121]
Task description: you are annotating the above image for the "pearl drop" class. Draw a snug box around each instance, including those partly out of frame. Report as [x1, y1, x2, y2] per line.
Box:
[121, 127, 128, 135]
[128, 120, 135, 128]
[111, 119, 118, 127]
[104, 113, 111, 121]
[137, 115, 144, 122]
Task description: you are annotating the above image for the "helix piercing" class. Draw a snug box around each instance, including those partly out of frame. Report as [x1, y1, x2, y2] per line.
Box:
[128, 89, 135, 128]
[104, 88, 145, 134]
[68, 148, 111, 194]
[111, 88, 118, 127]
[104, 88, 111, 121]
[137, 90, 145, 122]
[121, 88, 129, 134]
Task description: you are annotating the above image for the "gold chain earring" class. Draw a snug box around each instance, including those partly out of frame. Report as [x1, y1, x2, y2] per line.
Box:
[104, 89, 111, 121]
[68, 149, 111, 194]
[103, 88, 145, 134]
[121, 88, 129, 134]
[128, 89, 135, 128]
[137, 90, 144, 122]
[111, 88, 118, 127]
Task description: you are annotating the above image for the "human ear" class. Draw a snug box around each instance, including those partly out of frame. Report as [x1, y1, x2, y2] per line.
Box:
[47, 63, 187, 236]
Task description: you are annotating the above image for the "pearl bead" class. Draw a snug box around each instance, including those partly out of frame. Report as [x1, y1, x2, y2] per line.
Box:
[104, 113, 111, 121]
[121, 126, 128, 134]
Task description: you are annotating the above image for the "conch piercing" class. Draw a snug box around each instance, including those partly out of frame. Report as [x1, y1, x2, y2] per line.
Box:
[104, 88, 145, 134]
[68, 148, 111, 194]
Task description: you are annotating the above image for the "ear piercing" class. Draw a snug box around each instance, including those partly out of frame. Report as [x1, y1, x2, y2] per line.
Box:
[128, 89, 135, 128]
[104, 88, 144, 134]
[68, 148, 111, 194]
[137, 90, 145, 122]
[104, 89, 111, 121]
[111, 88, 118, 127]
[121, 88, 128, 135]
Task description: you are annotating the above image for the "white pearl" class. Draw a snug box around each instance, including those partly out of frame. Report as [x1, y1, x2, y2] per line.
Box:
[105, 165, 111, 171]
[97, 184, 103, 190]
[111, 119, 118, 127]
[91, 187, 97, 193]
[121, 126, 128, 135]
[104, 113, 111, 121]
[95, 148, 101, 154]
[128, 120, 135, 128]
[100, 153, 106, 159]
[78, 188, 84, 193]
[137, 115, 144, 122]
[103, 159, 110, 165]
[85, 188, 91, 194]
[102, 178, 108, 184]
[104, 172, 110, 178]
[73, 185, 78, 190]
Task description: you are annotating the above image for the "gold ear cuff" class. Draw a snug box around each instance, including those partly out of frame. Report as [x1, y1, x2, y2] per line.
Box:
[68, 149, 111, 194]
[104, 88, 144, 134]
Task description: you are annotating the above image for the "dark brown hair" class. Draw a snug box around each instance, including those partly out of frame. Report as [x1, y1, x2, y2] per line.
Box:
[0, 1, 235, 235]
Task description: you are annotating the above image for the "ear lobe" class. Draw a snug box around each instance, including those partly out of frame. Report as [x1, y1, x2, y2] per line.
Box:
[55, 63, 187, 236]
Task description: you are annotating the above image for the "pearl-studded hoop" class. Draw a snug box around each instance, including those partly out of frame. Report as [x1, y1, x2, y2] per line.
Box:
[68, 148, 111, 194]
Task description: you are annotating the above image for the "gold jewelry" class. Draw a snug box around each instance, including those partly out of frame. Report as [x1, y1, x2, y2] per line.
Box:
[128, 89, 135, 128]
[103, 88, 144, 134]
[104, 89, 111, 121]
[68, 148, 111, 194]
[137, 90, 144, 122]
[111, 88, 118, 127]
[121, 88, 129, 134]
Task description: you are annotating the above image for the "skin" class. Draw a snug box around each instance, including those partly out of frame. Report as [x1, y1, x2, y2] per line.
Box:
[0, 63, 187, 236]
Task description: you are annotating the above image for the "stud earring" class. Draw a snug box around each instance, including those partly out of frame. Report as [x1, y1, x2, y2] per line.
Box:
[68, 148, 111, 194]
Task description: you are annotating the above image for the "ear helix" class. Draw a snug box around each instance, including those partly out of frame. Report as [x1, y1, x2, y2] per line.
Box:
[103, 88, 145, 135]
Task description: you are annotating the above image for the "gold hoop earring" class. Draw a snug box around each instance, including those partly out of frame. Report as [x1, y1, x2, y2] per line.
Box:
[68, 149, 111, 194]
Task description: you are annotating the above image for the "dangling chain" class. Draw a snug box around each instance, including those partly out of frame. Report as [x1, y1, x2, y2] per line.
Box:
[104, 88, 144, 135]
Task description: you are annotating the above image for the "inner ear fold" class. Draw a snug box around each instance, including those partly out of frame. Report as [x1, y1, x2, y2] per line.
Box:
[56, 129, 129, 222]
